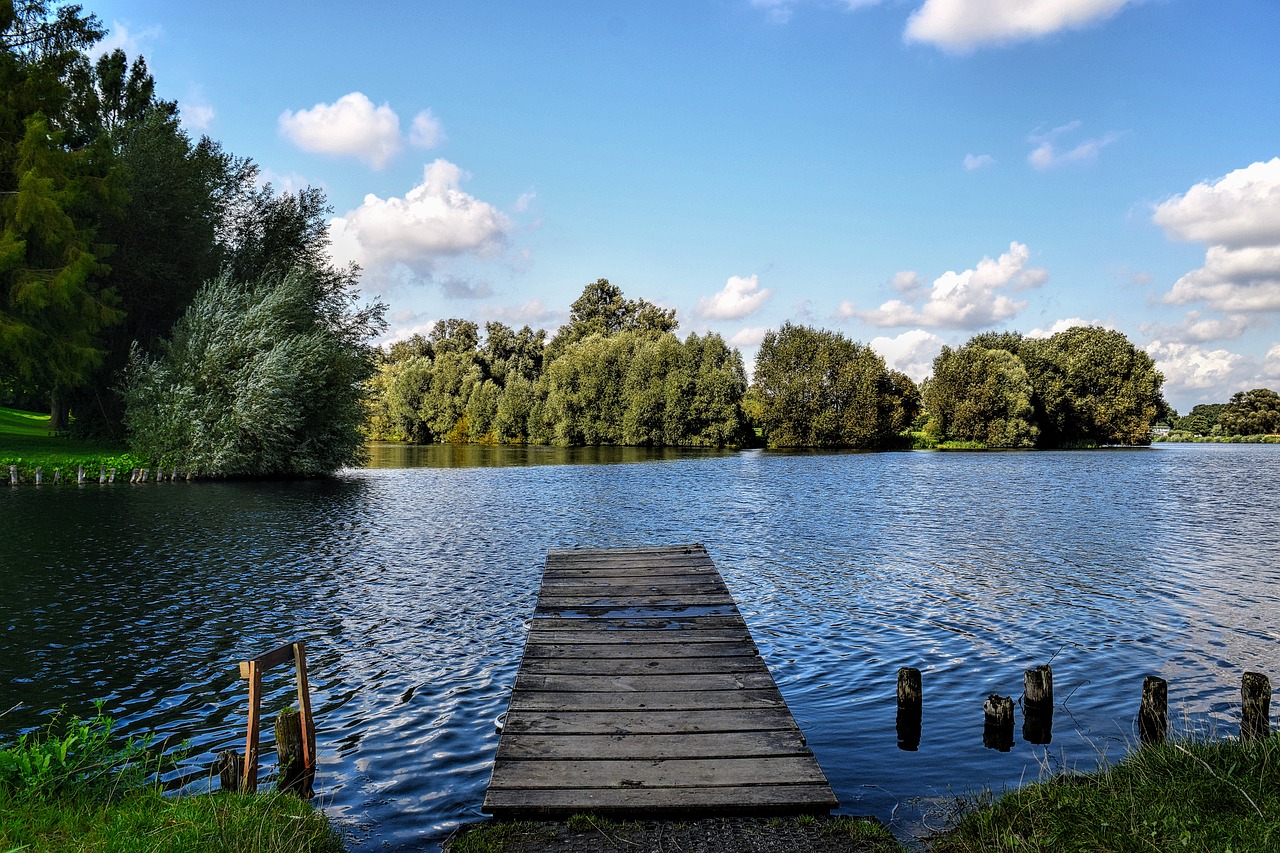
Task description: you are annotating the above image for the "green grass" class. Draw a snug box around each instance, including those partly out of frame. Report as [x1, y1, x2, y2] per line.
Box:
[0, 787, 345, 853]
[0, 406, 144, 480]
[931, 734, 1280, 852]
[0, 704, 343, 853]
[444, 820, 555, 852]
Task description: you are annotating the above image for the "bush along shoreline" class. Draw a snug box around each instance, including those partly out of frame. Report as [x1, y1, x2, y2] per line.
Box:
[0, 705, 344, 853]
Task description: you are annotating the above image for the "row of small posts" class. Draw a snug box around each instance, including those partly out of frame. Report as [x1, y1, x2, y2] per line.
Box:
[896, 665, 1272, 753]
[215, 641, 317, 798]
[8, 465, 198, 485]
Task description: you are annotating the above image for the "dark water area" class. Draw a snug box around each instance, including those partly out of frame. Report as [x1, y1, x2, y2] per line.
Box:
[3, 443, 1279, 850]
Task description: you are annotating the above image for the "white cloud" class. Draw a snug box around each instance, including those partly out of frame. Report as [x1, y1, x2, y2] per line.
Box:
[696, 275, 773, 320]
[409, 110, 444, 148]
[328, 159, 511, 292]
[729, 326, 770, 347]
[90, 20, 162, 59]
[1140, 311, 1250, 345]
[256, 168, 313, 196]
[1025, 317, 1111, 339]
[856, 241, 1047, 329]
[1027, 121, 1121, 170]
[905, 0, 1134, 52]
[1145, 340, 1247, 393]
[490, 299, 566, 330]
[751, 0, 798, 24]
[964, 153, 995, 171]
[870, 329, 945, 382]
[279, 92, 402, 169]
[1152, 158, 1280, 249]
[1153, 160, 1280, 317]
[1263, 345, 1280, 383]
[180, 87, 215, 131]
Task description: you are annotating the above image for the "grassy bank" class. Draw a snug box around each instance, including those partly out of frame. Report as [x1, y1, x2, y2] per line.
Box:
[0, 706, 344, 853]
[0, 406, 144, 480]
[933, 734, 1280, 851]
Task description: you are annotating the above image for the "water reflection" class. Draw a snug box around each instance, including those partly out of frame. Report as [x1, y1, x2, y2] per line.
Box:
[2, 443, 1278, 851]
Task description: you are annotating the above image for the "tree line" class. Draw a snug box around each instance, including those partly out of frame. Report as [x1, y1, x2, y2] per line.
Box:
[1168, 389, 1280, 439]
[370, 282, 1172, 451]
[2, 1, 383, 475]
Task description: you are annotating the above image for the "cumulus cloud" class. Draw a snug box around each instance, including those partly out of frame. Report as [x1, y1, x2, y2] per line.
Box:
[1145, 340, 1247, 394]
[279, 92, 402, 168]
[1027, 121, 1121, 170]
[1155, 159, 1280, 316]
[328, 159, 511, 292]
[870, 329, 945, 382]
[1140, 311, 1249, 344]
[1153, 158, 1280, 248]
[856, 242, 1047, 329]
[729, 326, 770, 347]
[905, 0, 1134, 52]
[90, 20, 162, 59]
[964, 153, 995, 171]
[489, 298, 566, 330]
[1025, 317, 1111, 338]
[409, 110, 444, 148]
[180, 87, 215, 131]
[696, 275, 773, 320]
[1263, 345, 1280, 383]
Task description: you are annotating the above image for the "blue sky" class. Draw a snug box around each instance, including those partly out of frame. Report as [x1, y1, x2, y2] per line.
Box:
[87, 0, 1279, 412]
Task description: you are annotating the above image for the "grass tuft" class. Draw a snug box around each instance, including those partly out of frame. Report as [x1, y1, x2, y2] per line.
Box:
[930, 733, 1280, 851]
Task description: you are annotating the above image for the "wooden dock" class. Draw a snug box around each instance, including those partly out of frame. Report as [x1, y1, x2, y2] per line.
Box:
[483, 544, 838, 817]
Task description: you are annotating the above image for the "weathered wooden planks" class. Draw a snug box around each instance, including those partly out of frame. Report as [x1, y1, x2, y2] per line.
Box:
[483, 544, 837, 817]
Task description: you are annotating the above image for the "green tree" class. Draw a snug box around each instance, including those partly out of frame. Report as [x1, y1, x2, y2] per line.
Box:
[545, 278, 676, 362]
[122, 268, 385, 475]
[1173, 402, 1227, 436]
[1219, 388, 1280, 436]
[0, 113, 119, 428]
[923, 343, 1038, 447]
[752, 322, 897, 448]
[1020, 327, 1167, 447]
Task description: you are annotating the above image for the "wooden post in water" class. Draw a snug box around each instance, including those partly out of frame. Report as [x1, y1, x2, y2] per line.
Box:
[1139, 676, 1168, 746]
[108, 467, 116, 483]
[1242, 672, 1271, 741]
[896, 666, 922, 751]
[34, 466, 41, 485]
[274, 708, 312, 796]
[216, 750, 244, 792]
[53, 468, 61, 484]
[9, 465, 16, 485]
[983, 694, 1014, 752]
[1022, 664, 1053, 745]
[77, 465, 85, 484]
[236, 641, 317, 796]
[99, 466, 106, 484]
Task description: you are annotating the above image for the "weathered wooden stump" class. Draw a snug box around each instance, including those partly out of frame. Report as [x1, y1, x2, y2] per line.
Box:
[108, 467, 116, 483]
[896, 667, 922, 751]
[1139, 676, 1168, 746]
[77, 464, 85, 484]
[274, 707, 314, 797]
[9, 465, 17, 485]
[1242, 671, 1271, 741]
[98, 466, 106, 484]
[34, 466, 42, 485]
[53, 467, 61, 484]
[983, 694, 1014, 752]
[1022, 665, 1053, 745]
[216, 750, 244, 792]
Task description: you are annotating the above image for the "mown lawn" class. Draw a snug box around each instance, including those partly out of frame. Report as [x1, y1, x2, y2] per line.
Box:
[0, 406, 143, 479]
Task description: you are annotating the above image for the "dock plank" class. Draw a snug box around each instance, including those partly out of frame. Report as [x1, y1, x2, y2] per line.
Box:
[483, 544, 837, 817]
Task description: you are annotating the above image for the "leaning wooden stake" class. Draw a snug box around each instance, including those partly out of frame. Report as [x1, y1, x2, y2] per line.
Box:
[1242, 671, 1271, 741]
[896, 666, 922, 751]
[1139, 676, 1168, 746]
[984, 694, 1014, 751]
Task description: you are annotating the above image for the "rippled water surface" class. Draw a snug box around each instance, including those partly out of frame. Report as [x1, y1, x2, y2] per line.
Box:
[3, 443, 1279, 849]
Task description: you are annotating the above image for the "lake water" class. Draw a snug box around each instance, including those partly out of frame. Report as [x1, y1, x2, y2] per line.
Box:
[3, 443, 1278, 849]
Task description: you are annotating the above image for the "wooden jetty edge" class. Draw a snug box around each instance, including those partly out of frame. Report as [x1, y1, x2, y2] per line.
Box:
[483, 544, 838, 817]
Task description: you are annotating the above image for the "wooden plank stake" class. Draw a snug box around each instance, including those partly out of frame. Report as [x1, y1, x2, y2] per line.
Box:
[108, 467, 116, 483]
[34, 466, 41, 485]
[242, 660, 263, 792]
[99, 466, 106, 484]
[9, 465, 16, 485]
[1022, 664, 1053, 745]
[294, 641, 317, 789]
[896, 667, 922, 751]
[77, 465, 85, 484]
[1242, 672, 1271, 741]
[1139, 676, 1168, 746]
[983, 694, 1014, 752]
